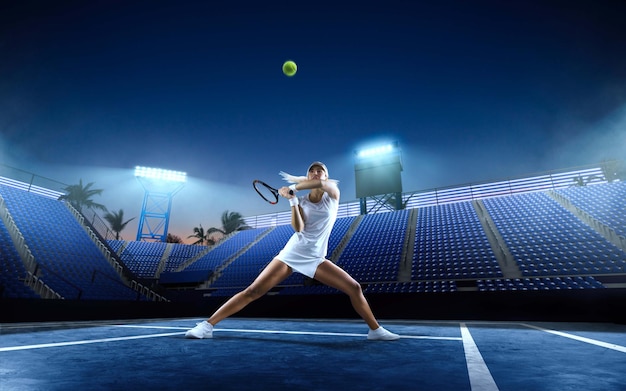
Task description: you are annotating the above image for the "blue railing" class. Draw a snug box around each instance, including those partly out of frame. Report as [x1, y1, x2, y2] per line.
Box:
[0, 162, 614, 230]
[244, 165, 609, 228]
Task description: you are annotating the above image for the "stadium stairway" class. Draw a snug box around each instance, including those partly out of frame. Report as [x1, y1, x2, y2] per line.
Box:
[473, 199, 523, 279]
[549, 190, 626, 254]
[398, 208, 418, 282]
[198, 227, 274, 289]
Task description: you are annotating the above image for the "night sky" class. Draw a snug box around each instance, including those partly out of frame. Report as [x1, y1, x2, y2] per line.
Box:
[1, 0, 625, 241]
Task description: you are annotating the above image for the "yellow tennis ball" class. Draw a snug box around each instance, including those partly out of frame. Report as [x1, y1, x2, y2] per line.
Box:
[282, 60, 297, 77]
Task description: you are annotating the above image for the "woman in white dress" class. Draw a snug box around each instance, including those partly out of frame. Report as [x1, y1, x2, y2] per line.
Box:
[185, 162, 399, 341]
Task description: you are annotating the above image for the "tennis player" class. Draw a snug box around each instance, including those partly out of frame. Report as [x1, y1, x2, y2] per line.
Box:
[185, 162, 400, 341]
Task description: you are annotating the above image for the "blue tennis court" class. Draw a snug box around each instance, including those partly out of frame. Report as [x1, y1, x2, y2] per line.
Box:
[1, 318, 624, 390]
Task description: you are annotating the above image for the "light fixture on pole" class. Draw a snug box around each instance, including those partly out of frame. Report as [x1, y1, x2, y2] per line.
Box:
[134, 166, 187, 242]
[354, 141, 403, 214]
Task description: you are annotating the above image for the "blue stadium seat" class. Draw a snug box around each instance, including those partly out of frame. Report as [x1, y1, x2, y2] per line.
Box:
[0, 185, 143, 300]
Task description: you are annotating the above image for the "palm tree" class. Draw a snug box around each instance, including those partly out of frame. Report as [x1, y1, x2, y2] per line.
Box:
[103, 209, 135, 240]
[207, 210, 250, 244]
[58, 179, 107, 213]
[166, 233, 183, 243]
[220, 210, 251, 234]
[192, 211, 250, 246]
[188, 224, 209, 245]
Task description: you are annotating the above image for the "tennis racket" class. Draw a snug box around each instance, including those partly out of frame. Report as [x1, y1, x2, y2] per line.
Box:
[253, 180, 293, 204]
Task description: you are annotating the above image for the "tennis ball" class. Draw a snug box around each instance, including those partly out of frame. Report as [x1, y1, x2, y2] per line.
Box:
[282, 60, 297, 77]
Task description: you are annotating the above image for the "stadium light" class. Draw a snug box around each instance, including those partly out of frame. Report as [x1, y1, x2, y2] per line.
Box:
[134, 166, 186, 242]
[134, 166, 187, 183]
[354, 141, 403, 213]
[355, 143, 396, 159]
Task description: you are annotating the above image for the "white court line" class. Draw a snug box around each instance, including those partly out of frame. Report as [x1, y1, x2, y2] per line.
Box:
[0, 331, 184, 352]
[460, 323, 499, 391]
[521, 323, 626, 353]
[0, 325, 462, 352]
[114, 325, 189, 330]
[114, 324, 462, 340]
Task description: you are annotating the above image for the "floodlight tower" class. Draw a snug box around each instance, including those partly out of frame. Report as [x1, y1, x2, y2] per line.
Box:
[134, 166, 186, 242]
[354, 142, 403, 214]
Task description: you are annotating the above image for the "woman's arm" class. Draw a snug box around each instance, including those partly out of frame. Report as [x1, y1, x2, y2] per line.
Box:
[290, 203, 304, 232]
[283, 179, 340, 200]
[278, 187, 306, 232]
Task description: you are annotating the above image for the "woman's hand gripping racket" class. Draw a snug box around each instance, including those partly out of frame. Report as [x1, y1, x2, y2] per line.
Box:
[253, 180, 293, 204]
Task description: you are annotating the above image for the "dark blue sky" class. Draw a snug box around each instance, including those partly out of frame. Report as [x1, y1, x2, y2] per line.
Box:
[1, 0, 625, 239]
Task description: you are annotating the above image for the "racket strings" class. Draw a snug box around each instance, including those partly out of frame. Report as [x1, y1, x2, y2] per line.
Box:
[254, 181, 279, 204]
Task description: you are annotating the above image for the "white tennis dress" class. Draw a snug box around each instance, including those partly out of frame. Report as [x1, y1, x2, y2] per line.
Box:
[276, 192, 339, 278]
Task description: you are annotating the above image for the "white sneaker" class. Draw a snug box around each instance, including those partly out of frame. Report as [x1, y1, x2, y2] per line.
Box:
[367, 326, 400, 341]
[185, 321, 213, 339]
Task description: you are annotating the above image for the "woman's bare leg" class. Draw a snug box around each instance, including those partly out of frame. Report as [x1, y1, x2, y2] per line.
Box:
[207, 259, 292, 326]
[313, 260, 380, 330]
